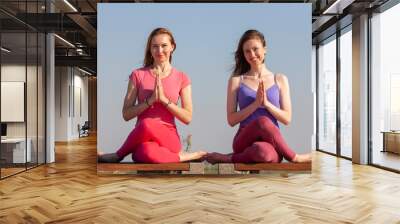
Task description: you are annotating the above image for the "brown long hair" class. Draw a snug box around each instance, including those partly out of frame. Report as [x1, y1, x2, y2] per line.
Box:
[143, 27, 176, 67]
[232, 29, 266, 76]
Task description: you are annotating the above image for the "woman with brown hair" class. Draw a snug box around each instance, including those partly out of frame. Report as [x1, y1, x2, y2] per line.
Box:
[98, 27, 206, 163]
[207, 29, 311, 164]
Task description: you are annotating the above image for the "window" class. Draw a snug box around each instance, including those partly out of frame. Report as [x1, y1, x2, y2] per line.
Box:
[318, 35, 337, 154]
[339, 27, 352, 158]
[371, 3, 400, 171]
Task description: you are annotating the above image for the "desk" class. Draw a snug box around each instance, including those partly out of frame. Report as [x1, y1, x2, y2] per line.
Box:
[382, 131, 400, 154]
[1, 138, 31, 163]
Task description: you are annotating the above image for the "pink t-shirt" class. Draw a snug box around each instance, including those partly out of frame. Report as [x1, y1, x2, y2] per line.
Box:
[129, 67, 191, 127]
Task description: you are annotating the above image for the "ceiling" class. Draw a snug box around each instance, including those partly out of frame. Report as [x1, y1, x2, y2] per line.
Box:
[0, 0, 391, 75]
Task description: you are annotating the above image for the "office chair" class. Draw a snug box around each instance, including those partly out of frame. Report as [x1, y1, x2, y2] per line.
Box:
[79, 121, 90, 138]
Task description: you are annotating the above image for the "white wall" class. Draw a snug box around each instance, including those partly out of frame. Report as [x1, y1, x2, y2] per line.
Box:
[1, 64, 45, 163]
[55, 66, 69, 141]
[55, 67, 89, 141]
[1, 65, 32, 138]
[72, 72, 89, 138]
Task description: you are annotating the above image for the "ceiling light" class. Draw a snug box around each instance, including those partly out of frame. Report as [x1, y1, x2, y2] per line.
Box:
[63, 0, 78, 12]
[76, 48, 85, 55]
[323, 0, 341, 14]
[322, 0, 355, 15]
[54, 34, 75, 48]
[1, 47, 11, 53]
[78, 67, 93, 76]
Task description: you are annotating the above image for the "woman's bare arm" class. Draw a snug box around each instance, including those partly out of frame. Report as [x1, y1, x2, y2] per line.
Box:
[263, 74, 292, 125]
[162, 85, 193, 124]
[122, 80, 150, 121]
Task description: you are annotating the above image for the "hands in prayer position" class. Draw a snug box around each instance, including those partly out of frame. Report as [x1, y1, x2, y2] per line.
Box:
[148, 67, 170, 106]
[255, 74, 272, 109]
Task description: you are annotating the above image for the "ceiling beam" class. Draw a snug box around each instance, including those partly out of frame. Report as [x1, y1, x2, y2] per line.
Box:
[67, 13, 97, 39]
[55, 55, 96, 70]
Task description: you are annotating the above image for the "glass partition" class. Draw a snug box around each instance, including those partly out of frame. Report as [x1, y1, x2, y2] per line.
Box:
[1, 30, 28, 177]
[0, 1, 46, 179]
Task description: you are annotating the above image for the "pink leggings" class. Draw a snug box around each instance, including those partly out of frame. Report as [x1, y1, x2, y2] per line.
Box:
[231, 117, 296, 163]
[116, 118, 181, 163]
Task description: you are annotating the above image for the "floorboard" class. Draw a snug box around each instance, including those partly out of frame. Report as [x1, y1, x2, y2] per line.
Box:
[1, 134, 399, 223]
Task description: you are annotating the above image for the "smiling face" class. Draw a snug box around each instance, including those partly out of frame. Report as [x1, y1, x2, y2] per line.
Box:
[233, 30, 268, 76]
[150, 34, 175, 64]
[143, 28, 176, 67]
[242, 38, 266, 67]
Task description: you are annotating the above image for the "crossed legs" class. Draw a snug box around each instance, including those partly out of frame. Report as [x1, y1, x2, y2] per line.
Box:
[206, 117, 311, 164]
[98, 118, 206, 163]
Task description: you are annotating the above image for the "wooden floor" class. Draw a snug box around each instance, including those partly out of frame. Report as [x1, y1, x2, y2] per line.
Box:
[1, 163, 45, 178]
[1, 135, 400, 223]
[0, 167, 26, 178]
[372, 150, 400, 171]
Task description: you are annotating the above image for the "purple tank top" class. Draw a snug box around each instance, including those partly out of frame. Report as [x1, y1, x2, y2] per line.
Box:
[237, 75, 280, 128]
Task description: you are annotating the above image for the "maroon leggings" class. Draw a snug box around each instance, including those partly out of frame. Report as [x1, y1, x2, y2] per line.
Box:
[116, 118, 181, 163]
[231, 117, 296, 163]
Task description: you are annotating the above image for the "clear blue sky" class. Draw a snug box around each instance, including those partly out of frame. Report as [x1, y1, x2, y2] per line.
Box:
[98, 4, 312, 156]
